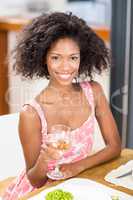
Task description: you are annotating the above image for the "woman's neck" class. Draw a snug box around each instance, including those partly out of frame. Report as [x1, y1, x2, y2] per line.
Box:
[48, 80, 76, 93]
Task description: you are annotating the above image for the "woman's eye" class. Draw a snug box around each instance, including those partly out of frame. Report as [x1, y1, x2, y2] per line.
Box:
[51, 56, 59, 60]
[71, 56, 79, 61]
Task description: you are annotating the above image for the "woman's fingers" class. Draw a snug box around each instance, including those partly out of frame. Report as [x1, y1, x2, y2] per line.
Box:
[41, 144, 61, 160]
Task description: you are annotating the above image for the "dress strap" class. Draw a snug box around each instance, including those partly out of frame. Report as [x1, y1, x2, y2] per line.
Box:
[22, 99, 47, 135]
[80, 81, 95, 114]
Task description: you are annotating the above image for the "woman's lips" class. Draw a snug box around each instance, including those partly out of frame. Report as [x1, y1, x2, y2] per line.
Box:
[55, 72, 73, 80]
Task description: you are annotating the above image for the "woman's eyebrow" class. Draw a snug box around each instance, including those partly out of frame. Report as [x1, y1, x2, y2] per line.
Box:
[70, 53, 80, 56]
[49, 52, 80, 56]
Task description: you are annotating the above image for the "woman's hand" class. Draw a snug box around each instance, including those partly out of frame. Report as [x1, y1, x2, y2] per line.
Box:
[60, 161, 84, 179]
[35, 144, 61, 174]
[27, 145, 61, 188]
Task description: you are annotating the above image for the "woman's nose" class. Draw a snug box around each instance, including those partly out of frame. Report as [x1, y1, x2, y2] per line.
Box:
[60, 60, 70, 70]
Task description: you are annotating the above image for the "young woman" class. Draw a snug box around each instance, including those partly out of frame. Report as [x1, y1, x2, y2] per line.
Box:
[3, 12, 121, 199]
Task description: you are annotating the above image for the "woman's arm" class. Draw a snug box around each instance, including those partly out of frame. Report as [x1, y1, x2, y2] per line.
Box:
[91, 81, 121, 156]
[19, 106, 48, 187]
[19, 106, 60, 187]
[61, 81, 121, 178]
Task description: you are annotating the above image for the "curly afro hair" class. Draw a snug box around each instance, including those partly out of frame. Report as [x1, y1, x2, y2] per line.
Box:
[13, 12, 110, 80]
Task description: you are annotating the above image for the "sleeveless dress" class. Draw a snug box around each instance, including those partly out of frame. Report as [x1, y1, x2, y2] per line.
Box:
[3, 81, 95, 200]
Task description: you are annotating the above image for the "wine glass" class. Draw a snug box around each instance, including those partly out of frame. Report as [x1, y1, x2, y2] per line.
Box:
[46, 124, 71, 180]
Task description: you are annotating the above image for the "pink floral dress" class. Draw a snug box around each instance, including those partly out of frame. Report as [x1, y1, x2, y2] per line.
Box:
[3, 81, 95, 200]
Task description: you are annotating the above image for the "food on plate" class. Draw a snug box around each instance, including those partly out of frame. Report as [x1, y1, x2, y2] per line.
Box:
[111, 195, 119, 200]
[45, 189, 74, 200]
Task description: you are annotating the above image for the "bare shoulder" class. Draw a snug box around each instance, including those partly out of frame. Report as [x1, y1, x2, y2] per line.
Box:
[20, 105, 39, 123]
[89, 81, 105, 106]
[89, 80, 103, 93]
[19, 105, 41, 138]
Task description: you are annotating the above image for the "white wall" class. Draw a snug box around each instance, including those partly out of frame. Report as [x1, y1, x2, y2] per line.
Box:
[0, 0, 27, 15]
[0, 0, 111, 26]
[0, 0, 27, 7]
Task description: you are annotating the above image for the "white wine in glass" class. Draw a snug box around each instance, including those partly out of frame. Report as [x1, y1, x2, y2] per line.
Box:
[46, 124, 71, 180]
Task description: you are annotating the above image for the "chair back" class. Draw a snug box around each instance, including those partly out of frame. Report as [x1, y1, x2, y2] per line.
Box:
[0, 113, 25, 180]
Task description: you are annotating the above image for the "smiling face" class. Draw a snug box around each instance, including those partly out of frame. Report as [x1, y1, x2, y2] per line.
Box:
[46, 37, 80, 87]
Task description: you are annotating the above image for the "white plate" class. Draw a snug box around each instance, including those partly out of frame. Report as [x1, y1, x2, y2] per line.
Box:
[29, 178, 111, 200]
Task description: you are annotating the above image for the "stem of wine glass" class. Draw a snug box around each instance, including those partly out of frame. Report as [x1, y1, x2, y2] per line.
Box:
[55, 164, 60, 173]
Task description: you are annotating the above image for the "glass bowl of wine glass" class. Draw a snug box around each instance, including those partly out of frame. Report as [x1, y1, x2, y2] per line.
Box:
[45, 124, 72, 180]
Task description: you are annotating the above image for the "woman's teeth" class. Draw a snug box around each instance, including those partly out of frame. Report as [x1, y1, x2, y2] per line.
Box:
[56, 73, 72, 80]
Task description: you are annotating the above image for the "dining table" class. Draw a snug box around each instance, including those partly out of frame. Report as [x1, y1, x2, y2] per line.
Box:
[0, 148, 132, 199]
[17, 148, 133, 199]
